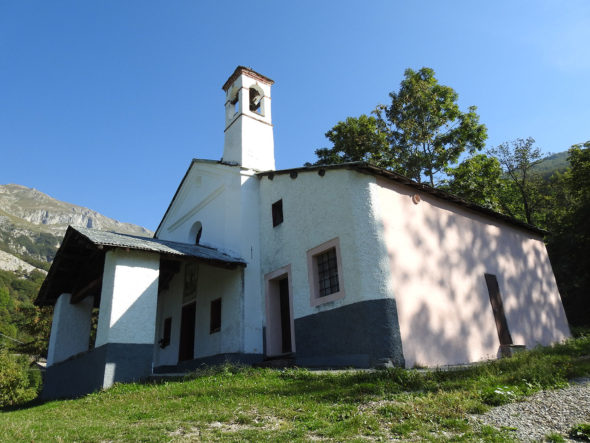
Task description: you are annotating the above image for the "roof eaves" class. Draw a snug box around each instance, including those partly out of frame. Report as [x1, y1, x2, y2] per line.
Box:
[75, 227, 247, 266]
[350, 163, 548, 236]
[258, 162, 548, 237]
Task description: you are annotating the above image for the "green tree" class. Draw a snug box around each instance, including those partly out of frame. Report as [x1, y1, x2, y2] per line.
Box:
[311, 115, 390, 167]
[546, 141, 590, 326]
[376, 67, 487, 185]
[0, 348, 40, 407]
[15, 304, 53, 359]
[488, 137, 544, 225]
[443, 154, 504, 210]
[312, 67, 487, 186]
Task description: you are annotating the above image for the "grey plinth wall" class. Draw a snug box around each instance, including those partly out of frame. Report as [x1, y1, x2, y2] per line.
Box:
[294, 298, 405, 368]
[41, 343, 153, 400]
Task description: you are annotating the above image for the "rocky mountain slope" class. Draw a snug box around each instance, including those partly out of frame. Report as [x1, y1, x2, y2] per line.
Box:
[0, 184, 152, 273]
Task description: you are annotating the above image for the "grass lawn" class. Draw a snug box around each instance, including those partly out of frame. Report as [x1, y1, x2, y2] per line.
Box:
[1, 334, 589, 442]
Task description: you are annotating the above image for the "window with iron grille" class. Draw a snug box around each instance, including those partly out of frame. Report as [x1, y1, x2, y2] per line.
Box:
[307, 238, 345, 306]
[316, 247, 339, 297]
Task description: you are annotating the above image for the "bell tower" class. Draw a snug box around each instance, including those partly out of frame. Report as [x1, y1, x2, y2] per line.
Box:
[222, 66, 275, 171]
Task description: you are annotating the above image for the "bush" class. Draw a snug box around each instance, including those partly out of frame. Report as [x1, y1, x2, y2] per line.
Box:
[569, 423, 590, 441]
[0, 349, 40, 407]
[481, 385, 517, 406]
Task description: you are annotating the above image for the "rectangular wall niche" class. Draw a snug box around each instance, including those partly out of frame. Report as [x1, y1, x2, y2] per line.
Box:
[272, 199, 283, 227]
[210, 298, 221, 334]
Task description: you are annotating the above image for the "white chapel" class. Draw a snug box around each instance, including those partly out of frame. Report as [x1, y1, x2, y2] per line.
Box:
[37, 67, 570, 399]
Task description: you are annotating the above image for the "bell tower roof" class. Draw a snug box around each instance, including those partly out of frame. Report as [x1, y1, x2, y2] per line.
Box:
[222, 66, 274, 92]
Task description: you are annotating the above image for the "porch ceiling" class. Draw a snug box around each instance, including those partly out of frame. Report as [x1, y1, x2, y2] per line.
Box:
[35, 226, 246, 307]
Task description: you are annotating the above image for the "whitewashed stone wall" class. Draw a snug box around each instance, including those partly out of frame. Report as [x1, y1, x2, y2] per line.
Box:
[258, 169, 391, 320]
[373, 177, 570, 367]
[95, 249, 160, 347]
[46, 293, 93, 366]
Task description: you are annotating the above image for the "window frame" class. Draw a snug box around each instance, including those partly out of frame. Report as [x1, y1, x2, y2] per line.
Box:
[307, 237, 345, 307]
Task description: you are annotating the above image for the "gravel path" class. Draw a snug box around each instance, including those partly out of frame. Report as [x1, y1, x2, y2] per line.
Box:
[473, 378, 590, 441]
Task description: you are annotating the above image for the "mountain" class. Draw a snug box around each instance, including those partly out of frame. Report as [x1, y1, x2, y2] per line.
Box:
[0, 184, 152, 273]
[534, 151, 569, 179]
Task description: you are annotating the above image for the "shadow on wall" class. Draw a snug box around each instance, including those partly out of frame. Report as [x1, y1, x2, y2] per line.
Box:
[377, 184, 569, 368]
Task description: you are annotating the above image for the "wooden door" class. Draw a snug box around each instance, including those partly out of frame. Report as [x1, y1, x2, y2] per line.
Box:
[178, 302, 196, 361]
[279, 278, 292, 354]
[484, 274, 513, 346]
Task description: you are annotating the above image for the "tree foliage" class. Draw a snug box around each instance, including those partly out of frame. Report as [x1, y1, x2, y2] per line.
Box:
[488, 137, 544, 225]
[376, 67, 487, 185]
[443, 154, 504, 211]
[0, 348, 41, 407]
[545, 141, 590, 326]
[311, 115, 390, 167]
[312, 67, 487, 186]
[0, 269, 51, 358]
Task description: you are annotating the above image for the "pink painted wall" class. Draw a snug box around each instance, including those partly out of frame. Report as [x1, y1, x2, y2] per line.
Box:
[374, 178, 570, 368]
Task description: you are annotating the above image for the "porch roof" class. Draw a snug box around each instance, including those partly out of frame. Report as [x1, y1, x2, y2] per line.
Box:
[35, 226, 246, 306]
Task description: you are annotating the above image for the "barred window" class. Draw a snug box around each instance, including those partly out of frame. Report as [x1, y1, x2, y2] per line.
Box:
[307, 238, 345, 307]
[316, 248, 339, 297]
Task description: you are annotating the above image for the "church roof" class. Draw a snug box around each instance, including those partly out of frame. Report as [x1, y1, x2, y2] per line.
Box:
[35, 226, 245, 306]
[257, 162, 548, 237]
[71, 227, 245, 263]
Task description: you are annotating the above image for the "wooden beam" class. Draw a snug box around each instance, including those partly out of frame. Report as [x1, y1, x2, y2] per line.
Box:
[70, 278, 101, 304]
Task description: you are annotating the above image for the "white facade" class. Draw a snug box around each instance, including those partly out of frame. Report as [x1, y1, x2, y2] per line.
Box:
[95, 249, 160, 347]
[153, 67, 276, 364]
[258, 169, 391, 319]
[47, 293, 93, 366]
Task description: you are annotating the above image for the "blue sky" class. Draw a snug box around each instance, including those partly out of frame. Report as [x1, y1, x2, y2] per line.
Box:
[1, 1, 589, 230]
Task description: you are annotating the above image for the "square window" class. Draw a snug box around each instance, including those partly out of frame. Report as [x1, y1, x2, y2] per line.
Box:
[210, 298, 221, 334]
[307, 238, 345, 306]
[272, 199, 283, 227]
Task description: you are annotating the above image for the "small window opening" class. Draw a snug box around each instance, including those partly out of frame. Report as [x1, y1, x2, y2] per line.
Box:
[249, 88, 262, 114]
[316, 248, 340, 297]
[231, 94, 239, 114]
[190, 221, 203, 245]
[159, 317, 172, 348]
[210, 298, 221, 334]
[272, 199, 283, 227]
